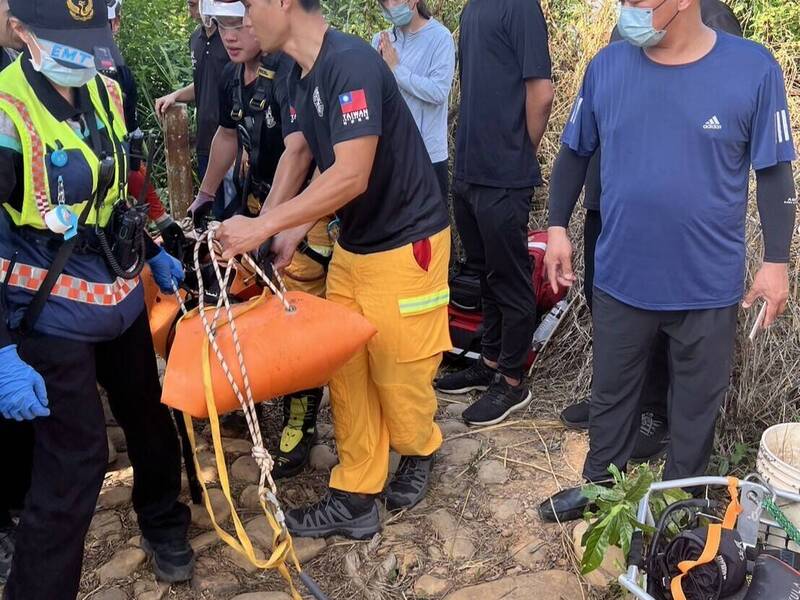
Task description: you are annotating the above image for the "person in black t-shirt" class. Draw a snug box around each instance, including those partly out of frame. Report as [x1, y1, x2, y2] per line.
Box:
[436, 0, 554, 427]
[557, 0, 744, 462]
[190, 3, 298, 220]
[218, 0, 451, 540]
[155, 0, 230, 209]
[192, 1, 331, 480]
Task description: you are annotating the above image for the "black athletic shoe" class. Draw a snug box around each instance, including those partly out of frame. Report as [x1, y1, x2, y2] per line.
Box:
[631, 412, 669, 462]
[273, 389, 322, 480]
[141, 537, 195, 583]
[0, 525, 15, 584]
[435, 359, 496, 394]
[285, 489, 380, 540]
[462, 375, 532, 426]
[384, 454, 435, 511]
[560, 398, 590, 430]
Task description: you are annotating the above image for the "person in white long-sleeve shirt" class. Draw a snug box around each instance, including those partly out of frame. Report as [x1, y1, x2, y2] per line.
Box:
[372, 0, 455, 201]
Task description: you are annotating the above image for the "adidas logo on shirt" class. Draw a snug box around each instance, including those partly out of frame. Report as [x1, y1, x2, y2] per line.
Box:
[703, 116, 722, 130]
[776, 109, 791, 143]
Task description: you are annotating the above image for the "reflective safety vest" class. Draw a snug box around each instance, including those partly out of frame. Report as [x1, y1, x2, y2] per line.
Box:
[0, 58, 144, 342]
[0, 59, 128, 229]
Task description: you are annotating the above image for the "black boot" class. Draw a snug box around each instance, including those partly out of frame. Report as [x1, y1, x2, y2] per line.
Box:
[141, 537, 195, 583]
[538, 486, 595, 523]
[273, 388, 322, 479]
[560, 398, 590, 430]
[0, 522, 16, 584]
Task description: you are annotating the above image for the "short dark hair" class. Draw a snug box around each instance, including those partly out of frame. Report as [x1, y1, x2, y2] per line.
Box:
[377, 0, 432, 19]
[298, 0, 321, 10]
[416, 0, 431, 19]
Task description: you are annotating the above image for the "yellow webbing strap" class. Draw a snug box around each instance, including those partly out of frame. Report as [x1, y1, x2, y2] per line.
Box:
[179, 300, 304, 600]
[670, 477, 741, 600]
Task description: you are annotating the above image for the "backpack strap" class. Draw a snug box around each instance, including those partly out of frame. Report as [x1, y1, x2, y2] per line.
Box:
[670, 477, 742, 600]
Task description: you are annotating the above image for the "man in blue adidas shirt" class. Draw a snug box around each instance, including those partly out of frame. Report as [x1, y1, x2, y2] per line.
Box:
[539, 0, 797, 522]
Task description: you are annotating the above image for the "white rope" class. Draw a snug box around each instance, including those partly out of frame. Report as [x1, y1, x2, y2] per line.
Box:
[173, 227, 294, 534]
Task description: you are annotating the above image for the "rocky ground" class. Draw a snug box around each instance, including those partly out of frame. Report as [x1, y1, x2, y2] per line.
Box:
[1, 384, 625, 600]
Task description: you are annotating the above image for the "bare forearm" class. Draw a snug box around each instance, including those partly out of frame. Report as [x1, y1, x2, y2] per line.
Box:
[263, 147, 314, 212]
[175, 84, 195, 104]
[200, 128, 237, 195]
[526, 79, 554, 152]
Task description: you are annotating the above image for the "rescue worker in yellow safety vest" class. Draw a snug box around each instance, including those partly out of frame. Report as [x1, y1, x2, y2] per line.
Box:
[0, 0, 195, 597]
[218, 0, 452, 539]
[191, 0, 332, 478]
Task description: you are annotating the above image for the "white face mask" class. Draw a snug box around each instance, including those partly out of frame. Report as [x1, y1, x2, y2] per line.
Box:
[29, 37, 98, 88]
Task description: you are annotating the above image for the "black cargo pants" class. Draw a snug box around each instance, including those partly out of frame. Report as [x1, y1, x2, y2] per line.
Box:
[584, 208, 669, 419]
[453, 181, 536, 380]
[3, 310, 189, 600]
[583, 288, 738, 483]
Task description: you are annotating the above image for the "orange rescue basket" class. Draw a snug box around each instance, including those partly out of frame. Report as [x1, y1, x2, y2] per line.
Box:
[142, 265, 185, 359]
[161, 289, 376, 418]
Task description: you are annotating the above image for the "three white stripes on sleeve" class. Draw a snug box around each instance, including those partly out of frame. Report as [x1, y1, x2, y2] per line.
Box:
[776, 109, 791, 144]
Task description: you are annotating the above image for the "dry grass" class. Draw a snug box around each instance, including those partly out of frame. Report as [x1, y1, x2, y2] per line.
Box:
[521, 0, 800, 465]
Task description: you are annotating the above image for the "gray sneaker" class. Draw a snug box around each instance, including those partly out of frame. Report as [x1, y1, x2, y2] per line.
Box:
[285, 490, 380, 540]
[384, 454, 435, 511]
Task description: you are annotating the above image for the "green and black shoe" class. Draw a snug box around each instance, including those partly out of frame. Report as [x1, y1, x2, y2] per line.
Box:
[272, 388, 322, 479]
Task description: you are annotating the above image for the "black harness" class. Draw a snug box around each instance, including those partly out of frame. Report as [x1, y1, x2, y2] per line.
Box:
[228, 55, 331, 272]
[227, 56, 280, 220]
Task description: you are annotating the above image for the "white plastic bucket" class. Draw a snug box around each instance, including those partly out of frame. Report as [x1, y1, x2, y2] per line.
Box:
[756, 423, 800, 552]
[757, 423, 800, 495]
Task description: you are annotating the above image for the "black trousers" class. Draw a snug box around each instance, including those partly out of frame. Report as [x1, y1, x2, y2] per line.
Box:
[453, 181, 536, 380]
[4, 310, 190, 600]
[0, 420, 32, 527]
[584, 209, 668, 418]
[583, 288, 738, 482]
[432, 160, 450, 204]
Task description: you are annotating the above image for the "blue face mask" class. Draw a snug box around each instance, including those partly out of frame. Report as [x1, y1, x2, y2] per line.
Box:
[382, 3, 414, 28]
[617, 0, 677, 48]
[29, 38, 98, 88]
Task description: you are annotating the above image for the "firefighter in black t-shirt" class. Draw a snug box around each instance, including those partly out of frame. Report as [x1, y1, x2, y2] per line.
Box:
[194, 0, 331, 479]
[217, 0, 451, 539]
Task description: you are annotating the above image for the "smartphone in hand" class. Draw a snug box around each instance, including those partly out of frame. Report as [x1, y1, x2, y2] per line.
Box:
[748, 301, 768, 342]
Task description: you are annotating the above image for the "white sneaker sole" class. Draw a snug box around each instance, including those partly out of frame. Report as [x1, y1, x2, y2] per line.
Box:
[465, 390, 533, 427]
[436, 384, 490, 395]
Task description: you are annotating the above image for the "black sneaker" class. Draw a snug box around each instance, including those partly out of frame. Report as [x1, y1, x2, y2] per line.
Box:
[435, 359, 496, 394]
[384, 454, 435, 511]
[0, 525, 15, 584]
[631, 412, 669, 462]
[462, 375, 532, 426]
[285, 489, 380, 540]
[560, 398, 590, 430]
[273, 389, 321, 479]
[141, 537, 195, 583]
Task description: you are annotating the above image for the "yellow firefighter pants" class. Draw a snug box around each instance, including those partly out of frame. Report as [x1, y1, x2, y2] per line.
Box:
[326, 228, 452, 494]
[281, 218, 332, 297]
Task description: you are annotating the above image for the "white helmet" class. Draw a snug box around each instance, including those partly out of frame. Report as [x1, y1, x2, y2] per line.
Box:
[107, 0, 122, 20]
[200, 0, 245, 18]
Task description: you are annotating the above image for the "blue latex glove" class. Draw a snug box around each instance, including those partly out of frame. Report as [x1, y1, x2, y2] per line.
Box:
[147, 248, 185, 294]
[0, 345, 49, 421]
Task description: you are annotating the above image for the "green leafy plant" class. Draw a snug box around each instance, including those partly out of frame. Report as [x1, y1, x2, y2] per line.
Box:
[580, 464, 690, 575]
[712, 441, 757, 477]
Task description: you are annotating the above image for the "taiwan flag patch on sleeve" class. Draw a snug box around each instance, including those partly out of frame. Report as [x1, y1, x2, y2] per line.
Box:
[338, 89, 370, 125]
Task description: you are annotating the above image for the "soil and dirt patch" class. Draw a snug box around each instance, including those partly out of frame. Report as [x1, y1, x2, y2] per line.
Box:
[0, 385, 619, 600]
[0, 282, 639, 600]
